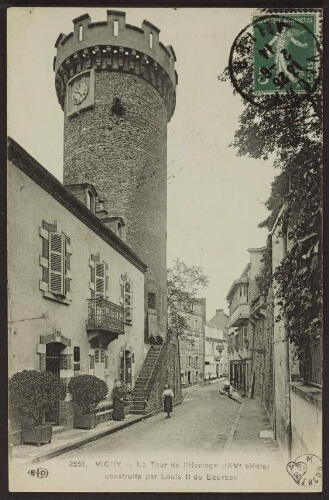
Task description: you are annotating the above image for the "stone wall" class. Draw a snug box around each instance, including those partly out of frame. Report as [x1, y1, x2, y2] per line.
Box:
[252, 288, 275, 426]
[145, 339, 182, 413]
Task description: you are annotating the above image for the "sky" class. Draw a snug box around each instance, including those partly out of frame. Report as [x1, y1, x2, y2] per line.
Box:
[7, 7, 277, 318]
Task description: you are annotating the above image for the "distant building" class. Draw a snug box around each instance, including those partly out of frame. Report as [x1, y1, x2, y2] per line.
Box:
[205, 321, 227, 379]
[205, 309, 229, 379]
[226, 264, 252, 394]
[179, 299, 206, 385]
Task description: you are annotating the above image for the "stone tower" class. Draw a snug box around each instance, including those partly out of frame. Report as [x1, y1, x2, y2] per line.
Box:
[54, 11, 177, 338]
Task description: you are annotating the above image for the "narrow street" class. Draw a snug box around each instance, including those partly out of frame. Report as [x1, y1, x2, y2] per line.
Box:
[14, 381, 290, 493]
[51, 381, 238, 459]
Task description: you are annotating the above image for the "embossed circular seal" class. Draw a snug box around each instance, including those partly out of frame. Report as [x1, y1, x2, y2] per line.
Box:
[229, 14, 322, 107]
[286, 454, 322, 487]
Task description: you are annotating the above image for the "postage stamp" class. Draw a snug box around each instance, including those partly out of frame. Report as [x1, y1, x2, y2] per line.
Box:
[229, 12, 322, 106]
[253, 14, 317, 93]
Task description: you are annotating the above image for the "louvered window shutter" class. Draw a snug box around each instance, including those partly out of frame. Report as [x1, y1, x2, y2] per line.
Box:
[124, 280, 132, 321]
[95, 263, 106, 299]
[49, 232, 65, 295]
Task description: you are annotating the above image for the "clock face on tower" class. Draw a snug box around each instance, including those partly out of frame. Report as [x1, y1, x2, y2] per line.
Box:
[67, 70, 95, 118]
[72, 82, 88, 105]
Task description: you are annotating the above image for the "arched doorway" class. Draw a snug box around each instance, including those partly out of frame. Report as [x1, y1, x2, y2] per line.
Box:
[45, 342, 65, 425]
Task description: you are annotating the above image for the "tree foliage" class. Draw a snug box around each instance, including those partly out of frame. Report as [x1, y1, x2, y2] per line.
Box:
[220, 11, 323, 373]
[9, 370, 66, 426]
[68, 375, 108, 415]
[167, 259, 209, 341]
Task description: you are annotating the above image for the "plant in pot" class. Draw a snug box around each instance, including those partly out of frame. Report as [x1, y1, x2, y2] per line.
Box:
[120, 383, 132, 415]
[9, 370, 66, 446]
[68, 374, 108, 429]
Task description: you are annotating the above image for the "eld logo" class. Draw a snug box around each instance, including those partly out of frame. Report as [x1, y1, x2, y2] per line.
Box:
[28, 468, 49, 478]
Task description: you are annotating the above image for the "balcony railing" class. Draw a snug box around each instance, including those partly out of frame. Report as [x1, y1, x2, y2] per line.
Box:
[86, 298, 124, 335]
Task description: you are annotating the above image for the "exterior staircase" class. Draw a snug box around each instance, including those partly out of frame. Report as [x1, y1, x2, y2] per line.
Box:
[130, 345, 163, 414]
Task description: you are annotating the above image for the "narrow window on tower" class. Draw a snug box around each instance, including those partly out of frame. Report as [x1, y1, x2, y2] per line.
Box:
[149, 32, 153, 49]
[114, 20, 119, 36]
[148, 292, 156, 310]
[79, 25, 83, 41]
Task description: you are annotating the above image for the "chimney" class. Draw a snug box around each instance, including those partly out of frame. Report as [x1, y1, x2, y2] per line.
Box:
[95, 199, 109, 220]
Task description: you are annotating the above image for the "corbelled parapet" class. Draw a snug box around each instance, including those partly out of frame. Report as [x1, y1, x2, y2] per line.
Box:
[54, 10, 177, 121]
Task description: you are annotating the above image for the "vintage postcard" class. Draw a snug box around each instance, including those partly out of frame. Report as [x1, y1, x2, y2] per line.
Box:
[7, 6, 323, 493]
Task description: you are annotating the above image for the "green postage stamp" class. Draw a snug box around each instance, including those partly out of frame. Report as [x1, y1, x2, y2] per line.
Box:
[253, 14, 317, 93]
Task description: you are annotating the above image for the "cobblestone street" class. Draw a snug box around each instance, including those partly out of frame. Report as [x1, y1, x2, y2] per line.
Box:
[51, 381, 238, 460]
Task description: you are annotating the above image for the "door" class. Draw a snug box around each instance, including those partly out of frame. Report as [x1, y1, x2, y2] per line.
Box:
[121, 350, 132, 384]
[45, 342, 64, 425]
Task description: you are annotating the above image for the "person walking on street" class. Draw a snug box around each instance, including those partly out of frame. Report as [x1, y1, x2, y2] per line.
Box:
[223, 380, 233, 396]
[163, 384, 174, 419]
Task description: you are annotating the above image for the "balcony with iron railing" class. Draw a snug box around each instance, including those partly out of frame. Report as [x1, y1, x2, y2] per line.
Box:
[86, 298, 124, 341]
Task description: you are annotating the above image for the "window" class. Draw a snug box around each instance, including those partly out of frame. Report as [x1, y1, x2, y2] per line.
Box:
[89, 254, 108, 300]
[124, 279, 132, 322]
[95, 263, 106, 299]
[188, 356, 192, 367]
[94, 348, 106, 364]
[49, 232, 65, 294]
[74, 347, 80, 362]
[194, 337, 199, 350]
[79, 25, 83, 41]
[148, 292, 156, 309]
[243, 326, 248, 346]
[39, 221, 72, 303]
[235, 334, 240, 352]
[86, 190, 93, 210]
[114, 20, 119, 36]
[150, 32, 153, 48]
[195, 356, 199, 367]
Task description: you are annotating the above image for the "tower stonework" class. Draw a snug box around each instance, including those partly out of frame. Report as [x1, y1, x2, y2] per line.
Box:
[54, 11, 177, 338]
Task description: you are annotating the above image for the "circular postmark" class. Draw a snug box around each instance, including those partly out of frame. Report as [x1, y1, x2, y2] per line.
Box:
[229, 13, 322, 107]
[286, 454, 322, 487]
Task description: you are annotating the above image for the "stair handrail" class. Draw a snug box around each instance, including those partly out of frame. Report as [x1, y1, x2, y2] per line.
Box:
[144, 335, 168, 396]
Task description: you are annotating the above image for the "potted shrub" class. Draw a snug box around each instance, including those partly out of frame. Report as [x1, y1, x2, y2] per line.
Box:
[120, 383, 132, 415]
[9, 370, 66, 446]
[68, 375, 108, 429]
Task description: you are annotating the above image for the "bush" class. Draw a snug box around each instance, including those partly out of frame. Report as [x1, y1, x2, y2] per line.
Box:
[68, 375, 108, 415]
[9, 370, 66, 426]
